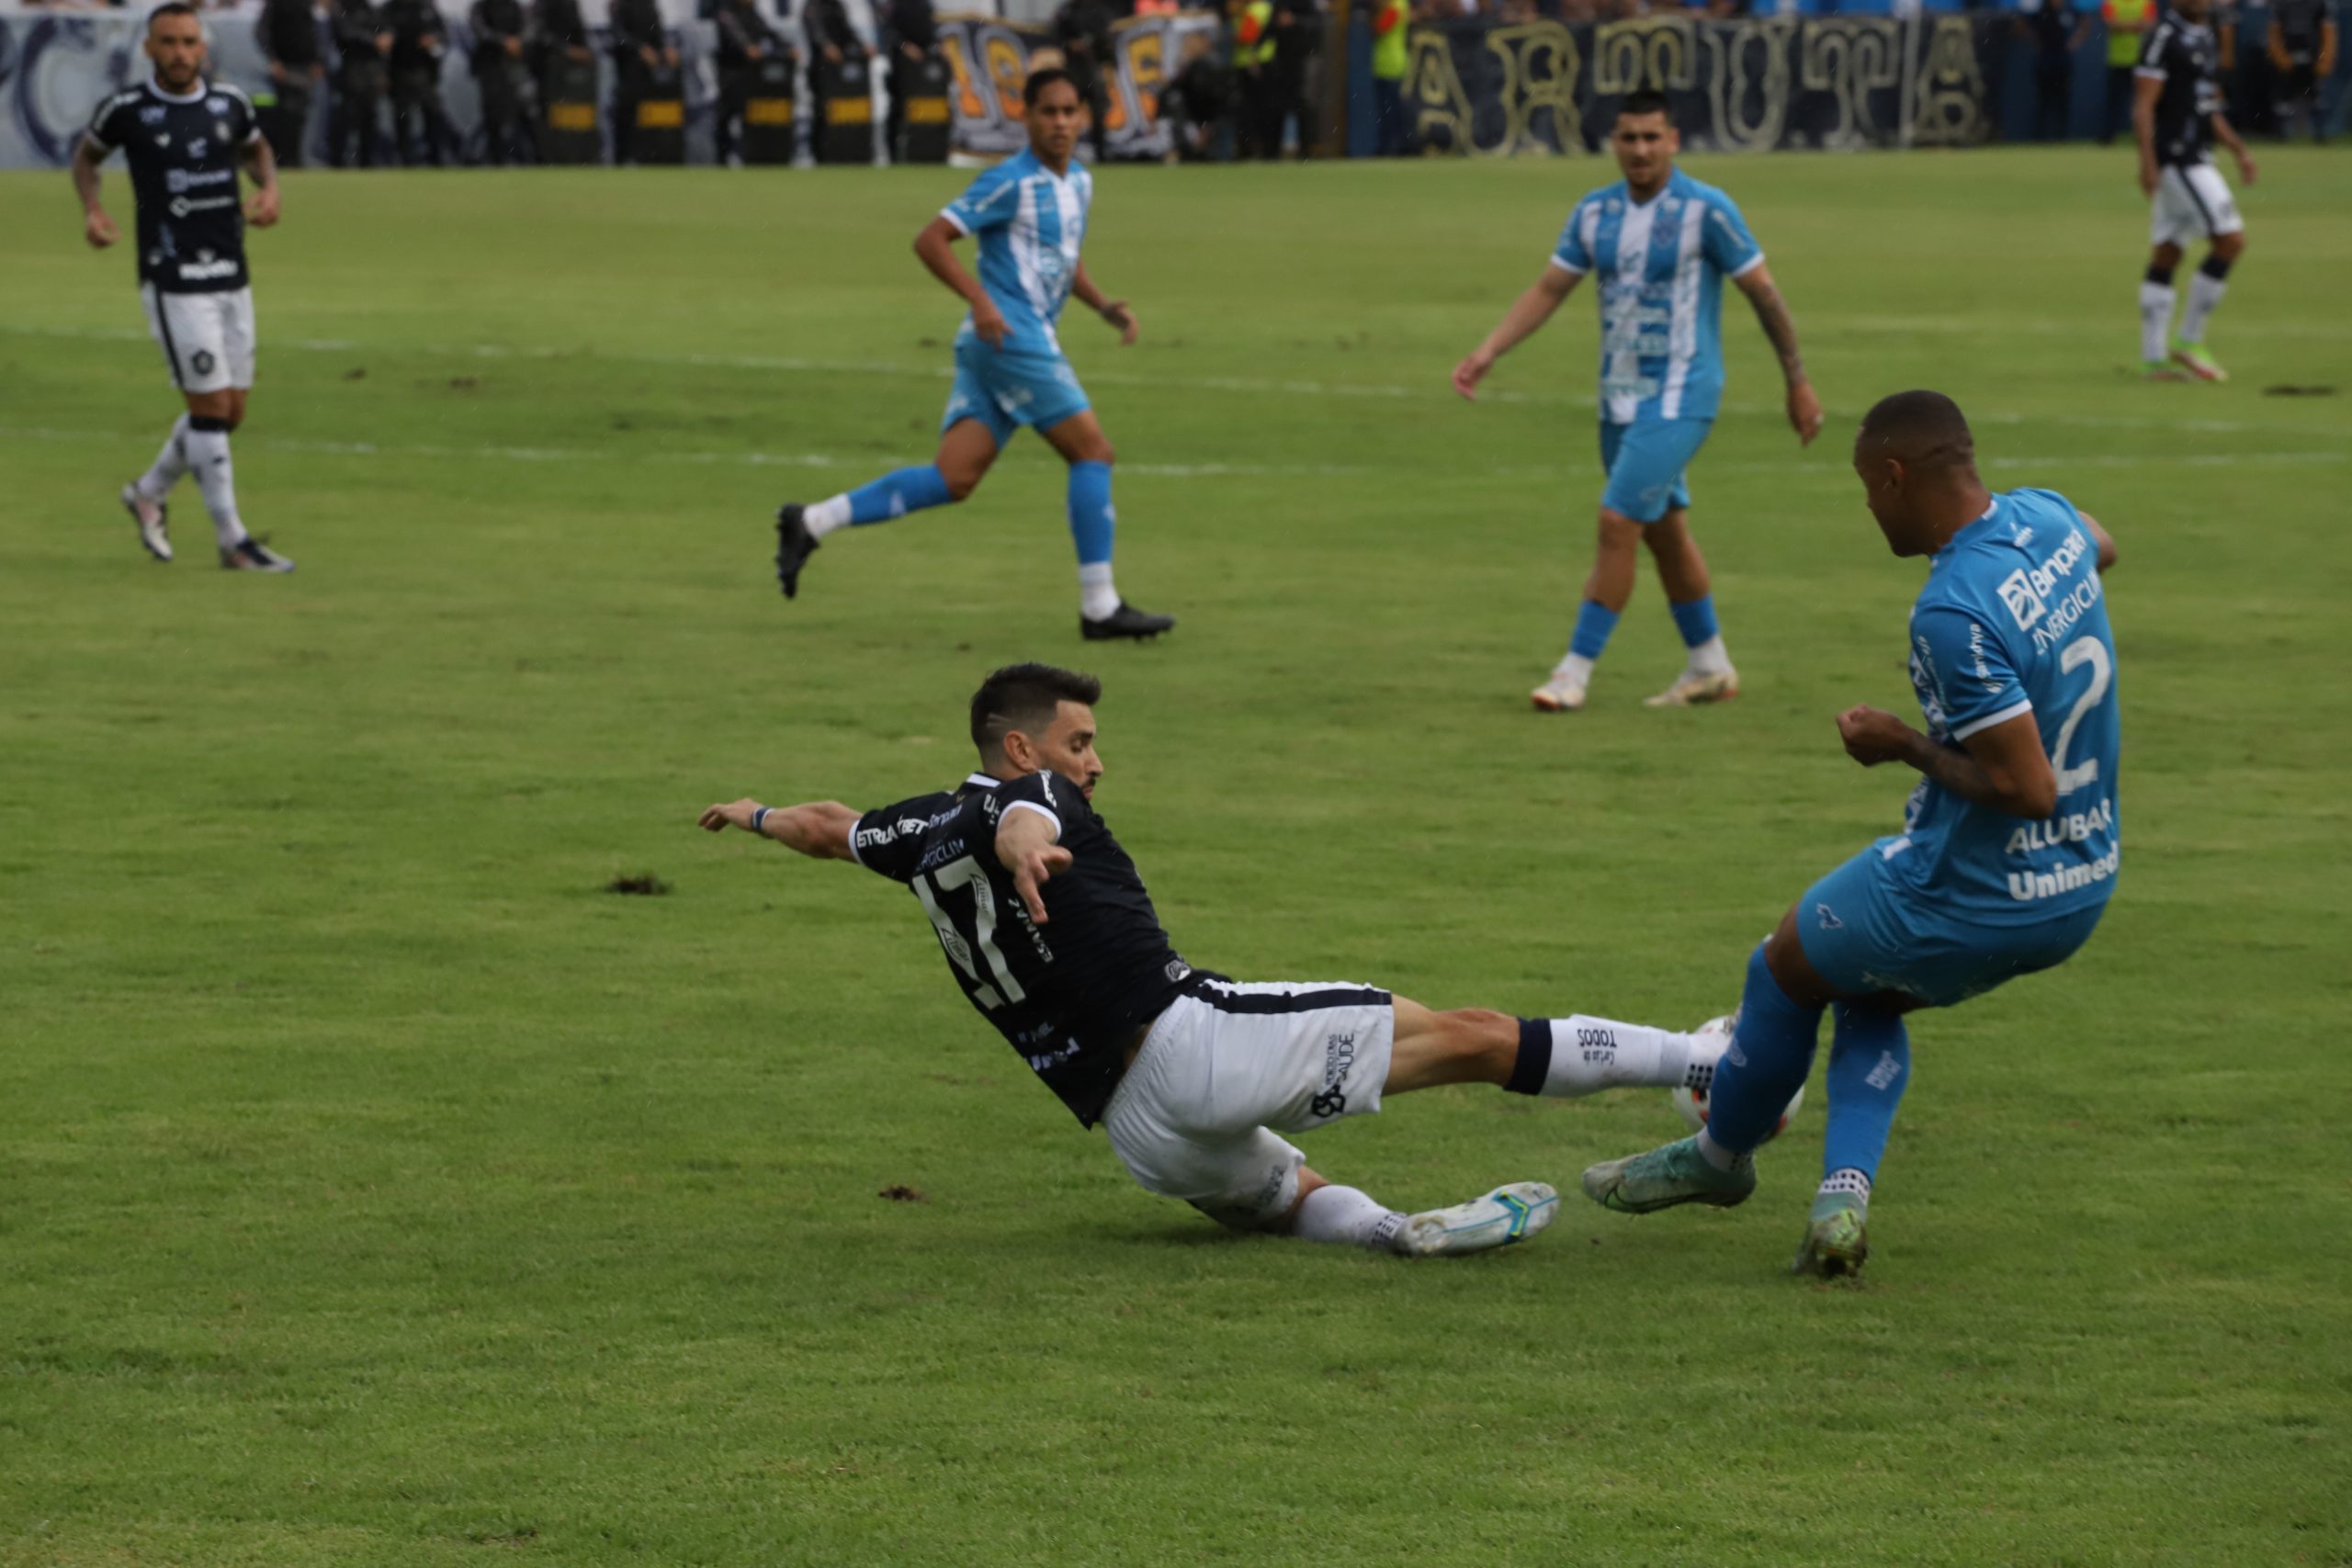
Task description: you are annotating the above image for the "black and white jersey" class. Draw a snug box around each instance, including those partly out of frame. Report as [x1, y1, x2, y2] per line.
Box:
[853, 772, 1195, 1126]
[2271, 0, 2332, 59]
[2135, 16, 2222, 167]
[84, 79, 262, 294]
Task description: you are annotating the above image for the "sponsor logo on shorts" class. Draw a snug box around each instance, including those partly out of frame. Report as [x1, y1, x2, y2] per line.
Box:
[190, 349, 217, 376]
[1310, 1030, 1357, 1120]
[1815, 902, 1843, 930]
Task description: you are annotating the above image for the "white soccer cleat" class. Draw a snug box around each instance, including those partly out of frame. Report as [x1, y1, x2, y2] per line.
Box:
[1643, 667, 1740, 708]
[120, 483, 172, 562]
[1530, 673, 1588, 713]
[1395, 1181, 1559, 1258]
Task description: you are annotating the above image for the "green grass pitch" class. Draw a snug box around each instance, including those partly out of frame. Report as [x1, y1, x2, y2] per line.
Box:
[3, 147, 2350, 1566]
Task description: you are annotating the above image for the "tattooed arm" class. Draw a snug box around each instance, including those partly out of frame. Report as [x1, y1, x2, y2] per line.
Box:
[1733, 262, 1823, 446]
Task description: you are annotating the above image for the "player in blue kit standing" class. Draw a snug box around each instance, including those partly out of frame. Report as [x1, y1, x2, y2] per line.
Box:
[1453, 89, 1821, 713]
[1580, 391, 2123, 1278]
[774, 68, 1173, 642]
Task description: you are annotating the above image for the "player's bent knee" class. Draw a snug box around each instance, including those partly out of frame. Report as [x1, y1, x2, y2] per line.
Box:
[941, 469, 984, 502]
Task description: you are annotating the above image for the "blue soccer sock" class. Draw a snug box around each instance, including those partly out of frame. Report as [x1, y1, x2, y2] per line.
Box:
[1555, 600, 1621, 682]
[1819, 1002, 1910, 1193]
[806, 465, 955, 537]
[1700, 942, 1825, 1162]
[1668, 592, 1719, 649]
[1068, 460, 1120, 620]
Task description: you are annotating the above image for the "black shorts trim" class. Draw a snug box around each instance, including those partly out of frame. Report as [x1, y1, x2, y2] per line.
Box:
[147, 286, 187, 390]
[1185, 976, 1392, 1016]
[2167, 164, 2218, 231]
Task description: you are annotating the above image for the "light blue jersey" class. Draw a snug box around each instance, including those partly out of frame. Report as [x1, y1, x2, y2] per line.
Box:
[939, 148, 1094, 356]
[1893, 488, 2122, 926]
[1550, 169, 1763, 425]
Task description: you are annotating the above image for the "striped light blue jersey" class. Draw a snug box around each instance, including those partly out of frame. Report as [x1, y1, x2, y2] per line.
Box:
[1894, 489, 2122, 925]
[939, 148, 1093, 355]
[1550, 169, 1764, 424]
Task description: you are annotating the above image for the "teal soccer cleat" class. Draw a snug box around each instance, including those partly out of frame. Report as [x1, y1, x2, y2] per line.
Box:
[1791, 1191, 1870, 1279]
[1581, 1134, 1756, 1214]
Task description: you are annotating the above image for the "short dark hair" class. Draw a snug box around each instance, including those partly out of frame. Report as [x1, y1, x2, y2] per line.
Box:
[1858, 389, 1975, 472]
[1023, 66, 1080, 107]
[1616, 88, 1672, 124]
[970, 662, 1101, 760]
[147, 2, 200, 28]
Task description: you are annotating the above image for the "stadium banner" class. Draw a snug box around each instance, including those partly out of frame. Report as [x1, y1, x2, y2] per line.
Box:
[936, 9, 1220, 160]
[1403, 13, 1994, 154]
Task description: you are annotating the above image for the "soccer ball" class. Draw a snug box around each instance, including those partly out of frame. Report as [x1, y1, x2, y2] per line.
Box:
[1669, 1013, 1804, 1143]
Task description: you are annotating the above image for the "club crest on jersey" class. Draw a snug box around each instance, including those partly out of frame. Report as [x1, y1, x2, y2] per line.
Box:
[141, 105, 168, 125]
[214, 118, 232, 143]
[185, 138, 209, 160]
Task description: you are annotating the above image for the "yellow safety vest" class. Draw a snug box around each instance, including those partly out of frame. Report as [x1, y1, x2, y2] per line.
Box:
[1235, 0, 1274, 68]
[1372, 0, 1408, 81]
[2103, 0, 2153, 67]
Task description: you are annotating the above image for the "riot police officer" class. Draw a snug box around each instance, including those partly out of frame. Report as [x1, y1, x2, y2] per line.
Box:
[256, 0, 324, 167]
[607, 0, 674, 164]
[712, 0, 787, 166]
[470, 0, 533, 164]
[330, 0, 390, 167]
[384, 0, 455, 164]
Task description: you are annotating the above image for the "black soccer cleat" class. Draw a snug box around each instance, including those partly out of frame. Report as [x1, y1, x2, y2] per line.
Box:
[1080, 601, 1175, 641]
[775, 503, 819, 600]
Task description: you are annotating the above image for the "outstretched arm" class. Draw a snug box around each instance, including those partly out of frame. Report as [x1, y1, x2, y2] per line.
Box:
[1731, 262, 1822, 446]
[913, 216, 1008, 347]
[1070, 259, 1136, 345]
[1835, 706, 2058, 820]
[1453, 264, 1579, 400]
[994, 804, 1071, 924]
[697, 797, 861, 860]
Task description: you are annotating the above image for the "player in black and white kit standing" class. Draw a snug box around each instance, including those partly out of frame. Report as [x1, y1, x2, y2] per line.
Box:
[73, 3, 295, 570]
[698, 664, 1734, 1258]
[2132, 0, 2257, 384]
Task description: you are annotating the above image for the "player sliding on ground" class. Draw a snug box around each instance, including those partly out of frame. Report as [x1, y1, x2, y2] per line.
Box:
[73, 2, 293, 571]
[773, 69, 1172, 642]
[1580, 391, 2122, 1279]
[1453, 88, 1821, 715]
[698, 663, 1721, 1257]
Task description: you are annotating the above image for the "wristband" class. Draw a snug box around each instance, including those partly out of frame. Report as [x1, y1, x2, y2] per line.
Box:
[750, 806, 771, 835]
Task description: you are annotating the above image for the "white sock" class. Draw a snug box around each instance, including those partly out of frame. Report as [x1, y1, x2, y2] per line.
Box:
[1685, 633, 1732, 677]
[2178, 271, 2227, 344]
[1537, 1016, 1695, 1098]
[803, 494, 853, 538]
[1295, 1184, 1408, 1253]
[1695, 1127, 1741, 1172]
[1553, 652, 1596, 691]
[1819, 1168, 1871, 1202]
[2138, 281, 2176, 362]
[137, 414, 191, 502]
[180, 426, 248, 548]
[1079, 562, 1119, 622]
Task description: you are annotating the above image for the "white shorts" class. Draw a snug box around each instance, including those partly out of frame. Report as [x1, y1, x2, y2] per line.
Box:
[141, 284, 255, 393]
[2150, 163, 2245, 248]
[1100, 978, 1395, 1230]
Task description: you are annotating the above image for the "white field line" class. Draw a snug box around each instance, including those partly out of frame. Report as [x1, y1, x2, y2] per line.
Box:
[5, 423, 2341, 480]
[5, 322, 2340, 439]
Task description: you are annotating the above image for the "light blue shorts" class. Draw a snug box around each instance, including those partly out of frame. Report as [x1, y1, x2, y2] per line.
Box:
[1794, 843, 2109, 1010]
[1599, 418, 1712, 523]
[940, 333, 1091, 449]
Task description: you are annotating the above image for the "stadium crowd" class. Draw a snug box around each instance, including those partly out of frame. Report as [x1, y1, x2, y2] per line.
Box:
[15, 0, 2342, 162]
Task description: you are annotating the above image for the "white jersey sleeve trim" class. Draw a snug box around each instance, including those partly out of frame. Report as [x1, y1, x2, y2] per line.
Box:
[1730, 251, 1767, 277]
[1548, 254, 1587, 276]
[939, 206, 972, 237]
[1951, 697, 2034, 741]
[845, 813, 868, 865]
[1001, 799, 1063, 837]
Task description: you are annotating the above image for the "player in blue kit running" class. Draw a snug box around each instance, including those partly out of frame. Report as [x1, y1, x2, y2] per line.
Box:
[774, 69, 1173, 642]
[1453, 89, 1821, 713]
[1580, 391, 2122, 1278]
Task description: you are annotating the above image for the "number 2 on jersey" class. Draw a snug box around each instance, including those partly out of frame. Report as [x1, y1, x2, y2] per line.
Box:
[912, 855, 1027, 1011]
[2050, 636, 2111, 796]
